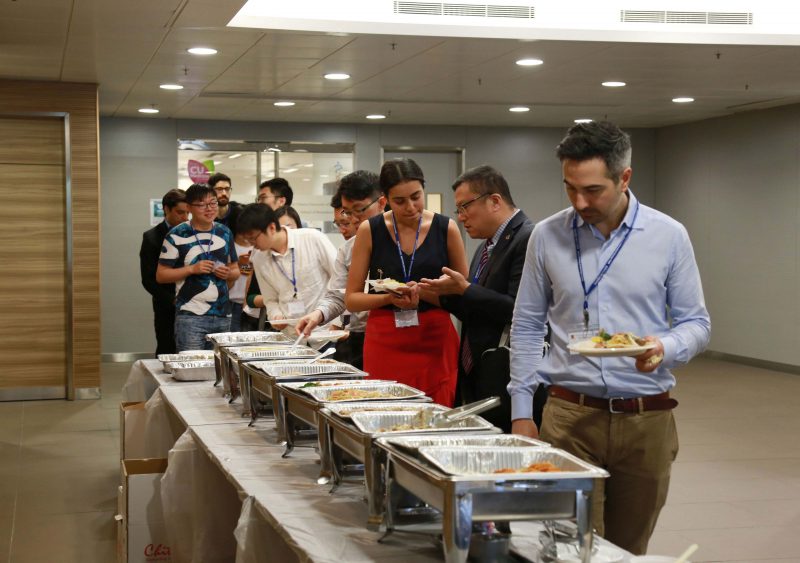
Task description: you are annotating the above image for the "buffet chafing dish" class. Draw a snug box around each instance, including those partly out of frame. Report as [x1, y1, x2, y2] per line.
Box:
[205, 332, 291, 397]
[244, 361, 367, 429]
[220, 343, 315, 408]
[374, 442, 608, 563]
[318, 404, 500, 530]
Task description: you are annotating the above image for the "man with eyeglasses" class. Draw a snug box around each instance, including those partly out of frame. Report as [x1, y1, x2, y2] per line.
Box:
[209, 172, 242, 235]
[295, 171, 385, 368]
[157, 183, 240, 351]
[419, 165, 539, 431]
[330, 191, 357, 240]
[257, 177, 293, 209]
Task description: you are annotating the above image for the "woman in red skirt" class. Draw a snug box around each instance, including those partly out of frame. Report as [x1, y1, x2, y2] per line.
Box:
[345, 158, 468, 406]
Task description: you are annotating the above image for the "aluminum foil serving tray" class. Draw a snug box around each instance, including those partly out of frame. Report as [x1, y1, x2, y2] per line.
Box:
[350, 410, 494, 435]
[417, 446, 609, 481]
[252, 361, 366, 379]
[324, 401, 445, 419]
[380, 434, 548, 454]
[227, 345, 319, 361]
[166, 360, 217, 381]
[206, 331, 291, 345]
[299, 382, 425, 402]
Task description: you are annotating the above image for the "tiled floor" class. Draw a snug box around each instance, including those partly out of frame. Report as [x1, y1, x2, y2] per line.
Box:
[0, 357, 798, 562]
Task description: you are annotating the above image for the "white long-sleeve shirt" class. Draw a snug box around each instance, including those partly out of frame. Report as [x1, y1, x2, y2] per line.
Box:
[251, 228, 337, 322]
[314, 237, 368, 332]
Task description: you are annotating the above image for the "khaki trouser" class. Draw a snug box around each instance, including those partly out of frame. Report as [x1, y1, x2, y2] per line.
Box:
[540, 396, 679, 555]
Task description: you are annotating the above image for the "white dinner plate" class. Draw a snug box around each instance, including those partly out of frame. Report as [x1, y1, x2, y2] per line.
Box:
[307, 330, 348, 343]
[568, 339, 656, 357]
[368, 279, 409, 294]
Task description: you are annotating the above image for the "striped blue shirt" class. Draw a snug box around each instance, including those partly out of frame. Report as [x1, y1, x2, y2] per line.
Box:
[508, 191, 711, 420]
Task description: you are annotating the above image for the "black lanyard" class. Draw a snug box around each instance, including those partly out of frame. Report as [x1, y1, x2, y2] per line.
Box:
[191, 225, 215, 261]
[573, 201, 640, 329]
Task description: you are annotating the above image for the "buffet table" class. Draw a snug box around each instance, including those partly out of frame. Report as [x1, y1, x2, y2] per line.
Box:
[122, 360, 634, 563]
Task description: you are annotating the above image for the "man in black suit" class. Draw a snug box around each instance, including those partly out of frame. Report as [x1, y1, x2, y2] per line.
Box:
[420, 165, 545, 431]
[140, 189, 188, 355]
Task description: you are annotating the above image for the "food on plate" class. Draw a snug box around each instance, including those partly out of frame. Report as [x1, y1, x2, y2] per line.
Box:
[492, 461, 561, 474]
[327, 388, 391, 401]
[590, 329, 647, 349]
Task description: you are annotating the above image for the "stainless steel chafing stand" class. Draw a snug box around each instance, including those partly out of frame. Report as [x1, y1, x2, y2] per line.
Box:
[206, 332, 292, 397]
[319, 407, 500, 531]
[221, 344, 317, 410]
[375, 443, 608, 563]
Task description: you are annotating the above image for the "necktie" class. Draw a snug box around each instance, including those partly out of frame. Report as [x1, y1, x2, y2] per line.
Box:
[461, 240, 491, 374]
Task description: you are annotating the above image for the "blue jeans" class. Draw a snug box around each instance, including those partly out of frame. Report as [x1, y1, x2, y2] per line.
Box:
[230, 302, 243, 332]
[174, 313, 231, 352]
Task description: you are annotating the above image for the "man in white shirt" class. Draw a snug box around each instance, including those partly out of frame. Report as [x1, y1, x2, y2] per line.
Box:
[237, 203, 336, 332]
[295, 171, 385, 368]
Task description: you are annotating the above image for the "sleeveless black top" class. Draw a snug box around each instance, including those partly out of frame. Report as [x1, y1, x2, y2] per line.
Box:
[368, 212, 450, 312]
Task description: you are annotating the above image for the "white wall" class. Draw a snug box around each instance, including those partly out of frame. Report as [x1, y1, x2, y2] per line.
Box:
[655, 105, 800, 365]
[100, 117, 656, 355]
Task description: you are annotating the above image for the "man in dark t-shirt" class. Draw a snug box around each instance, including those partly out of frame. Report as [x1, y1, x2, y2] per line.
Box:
[209, 172, 242, 235]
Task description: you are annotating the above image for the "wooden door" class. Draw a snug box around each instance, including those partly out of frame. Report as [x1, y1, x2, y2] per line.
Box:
[0, 116, 67, 399]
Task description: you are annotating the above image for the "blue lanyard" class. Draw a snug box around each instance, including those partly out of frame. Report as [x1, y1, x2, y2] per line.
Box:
[191, 225, 215, 261]
[573, 201, 640, 329]
[391, 212, 423, 283]
[273, 248, 298, 298]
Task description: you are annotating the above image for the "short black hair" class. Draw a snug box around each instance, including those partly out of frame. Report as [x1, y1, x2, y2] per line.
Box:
[184, 183, 215, 205]
[259, 177, 293, 206]
[330, 191, 342, 209]
[379, 158, 425, 196]
[207, 172, 231, 188]
[275, 205, 303, 229]
[162, 188, 186, 210]
[556, 121, 632, 183]
[339, 170, 380, 201]
[452, 165, 515, 207]
[236, 203, 281, 235]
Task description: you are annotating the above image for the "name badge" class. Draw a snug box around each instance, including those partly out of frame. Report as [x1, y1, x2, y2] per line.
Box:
[567, 323, 599, 355]
[287, 299, 305, 318]
[394, 309, 419, 329]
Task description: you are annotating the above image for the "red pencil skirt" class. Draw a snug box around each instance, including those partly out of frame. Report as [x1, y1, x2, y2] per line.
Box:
[363, 308, 459, 407]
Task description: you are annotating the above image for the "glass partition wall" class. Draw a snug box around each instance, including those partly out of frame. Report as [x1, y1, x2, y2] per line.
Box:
[177, 140, 354, 242]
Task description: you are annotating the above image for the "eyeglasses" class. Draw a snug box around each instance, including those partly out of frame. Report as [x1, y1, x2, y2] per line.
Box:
[341, 196, 381, 218]
[243, 232, 264, 245]
[190, 200, 219, 210]
[257, 194, 275, 203]
[454, 193, 490, 216]
[213, 186, 232, 193]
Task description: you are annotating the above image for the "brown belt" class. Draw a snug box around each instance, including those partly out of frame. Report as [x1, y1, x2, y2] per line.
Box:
[548, 385, 678, 413]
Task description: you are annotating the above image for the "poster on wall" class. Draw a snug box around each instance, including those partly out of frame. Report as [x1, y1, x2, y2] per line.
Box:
[150, 198, 165, 226]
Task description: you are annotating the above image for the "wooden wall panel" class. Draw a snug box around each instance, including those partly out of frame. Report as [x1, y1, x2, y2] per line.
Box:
[0, 80, 100, 394]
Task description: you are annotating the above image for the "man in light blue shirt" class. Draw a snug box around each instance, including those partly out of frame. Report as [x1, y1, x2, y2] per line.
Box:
[509, 121, 710, 554]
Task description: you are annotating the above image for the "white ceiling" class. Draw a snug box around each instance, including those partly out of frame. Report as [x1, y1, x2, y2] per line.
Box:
[3, 0, 800, 128]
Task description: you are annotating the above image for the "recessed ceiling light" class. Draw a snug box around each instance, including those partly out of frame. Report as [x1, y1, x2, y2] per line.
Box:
[213, 161, 222, 166]
[516, 58, 543, 66]
[672, 97, 695, 103]
[273, 101, 295, 107]
[303, 163, 314, 168]
[187, 47, 217, 55]
[366, 114, 386, 120]
[509, 106, 530, 113]
[228, 153, 242, 160]
[324, 73, 350, 80]
[302, 178, 311, 182]
[282, 168, 299, 174]
[602, 81, 626, 87]
[267, 147, 281, 153]
[159, 84, 183, 91]
[320, 174, 329, 178]
[574, 118, 593, 124]
[138, 107, 159, 114]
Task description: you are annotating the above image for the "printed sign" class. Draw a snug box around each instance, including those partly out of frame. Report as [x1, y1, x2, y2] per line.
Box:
[187, 159, 215, 184]
[150, 198, 164, 226]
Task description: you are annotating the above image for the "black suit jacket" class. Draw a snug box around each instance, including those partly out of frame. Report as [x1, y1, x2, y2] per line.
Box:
[440, 210, 534, 363]
[140, 221, 175, 308]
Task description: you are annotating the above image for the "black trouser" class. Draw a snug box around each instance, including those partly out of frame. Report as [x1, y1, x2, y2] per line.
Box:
[333, 331, 365, 370]
[153, 299, 176, 356]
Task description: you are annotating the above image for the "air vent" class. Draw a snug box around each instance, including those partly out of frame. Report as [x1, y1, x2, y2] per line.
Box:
[620, 10, 753, 25]
[394, 1, 535, 19]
